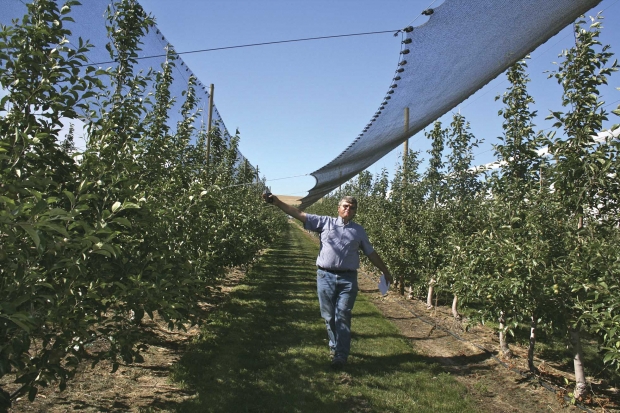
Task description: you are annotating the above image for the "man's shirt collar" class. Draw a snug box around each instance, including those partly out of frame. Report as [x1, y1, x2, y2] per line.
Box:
[336, 216, 351, 226]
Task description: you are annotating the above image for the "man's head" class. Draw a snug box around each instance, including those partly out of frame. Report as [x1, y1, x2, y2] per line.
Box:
[338, 196, 358, 222]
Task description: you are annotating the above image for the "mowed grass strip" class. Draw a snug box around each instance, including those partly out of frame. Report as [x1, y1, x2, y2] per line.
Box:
[170, 222, 477, 413]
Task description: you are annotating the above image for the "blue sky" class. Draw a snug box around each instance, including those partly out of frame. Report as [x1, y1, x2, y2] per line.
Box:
[138, 0, 620, 198]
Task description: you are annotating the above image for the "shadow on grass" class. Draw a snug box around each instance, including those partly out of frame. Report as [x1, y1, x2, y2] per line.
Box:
[165, 224, 476, 413]
[168, 226, 332, 412]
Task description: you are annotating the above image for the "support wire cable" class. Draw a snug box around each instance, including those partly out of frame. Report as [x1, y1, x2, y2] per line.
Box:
[92, 30, 401, 65]
[266, 173, 310, 182]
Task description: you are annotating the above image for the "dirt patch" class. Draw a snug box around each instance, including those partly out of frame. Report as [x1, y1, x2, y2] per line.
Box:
[6, 268, 248, 413]
[356, 271, 620, 413]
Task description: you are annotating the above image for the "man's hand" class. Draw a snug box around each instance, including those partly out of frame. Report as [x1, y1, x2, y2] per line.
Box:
[383, 273, 394, 285]
[262, 193, 278, 204]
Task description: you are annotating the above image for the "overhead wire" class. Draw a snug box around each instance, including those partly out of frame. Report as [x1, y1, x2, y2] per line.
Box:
[91, 30, 401, 66]
[265, 173, 310, 182]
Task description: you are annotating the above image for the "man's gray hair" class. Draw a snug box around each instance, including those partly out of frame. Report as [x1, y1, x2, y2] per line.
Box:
[339, 196, 357, 206]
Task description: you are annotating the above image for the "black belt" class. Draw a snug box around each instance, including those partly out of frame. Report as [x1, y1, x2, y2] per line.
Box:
[317, 266, 356, 274]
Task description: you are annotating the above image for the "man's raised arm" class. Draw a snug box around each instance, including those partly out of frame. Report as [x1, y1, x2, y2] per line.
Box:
[262, 194, 307, 223]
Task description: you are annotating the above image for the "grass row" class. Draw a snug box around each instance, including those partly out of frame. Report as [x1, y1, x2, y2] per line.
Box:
[168, 222, 478, 412]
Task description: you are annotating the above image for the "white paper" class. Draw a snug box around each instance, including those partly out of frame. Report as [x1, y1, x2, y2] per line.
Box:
[378, 274, 390, 295]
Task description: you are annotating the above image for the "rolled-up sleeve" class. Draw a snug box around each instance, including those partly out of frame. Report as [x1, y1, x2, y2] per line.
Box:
[304, 213, 323, 232]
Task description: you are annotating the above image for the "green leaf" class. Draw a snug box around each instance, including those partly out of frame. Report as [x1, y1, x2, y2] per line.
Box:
[31, 199, 48, 216]
[92, 249, 111, 257]
[0, 195, 15, 206]
[100, 243, 117, 256]
[111, 217, 132, 228]
[0, 314, 33, 332]
[40, 222, 69, 237]
[19, 224, 40, 248]
[63, 190, 76, 205]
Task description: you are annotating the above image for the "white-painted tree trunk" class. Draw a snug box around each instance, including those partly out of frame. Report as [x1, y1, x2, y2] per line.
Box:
[570, 218, 588, 400]
[570, 327, 588, 400]
[451, 295, 461, 319]
[406, 286, 414, 300]
[426, 279, 435, 309]
[528, 316, 538, 373]
[498, 311, 512, 359]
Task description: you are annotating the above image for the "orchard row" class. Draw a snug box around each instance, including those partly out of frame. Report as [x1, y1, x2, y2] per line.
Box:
[0, 0, 286, 408]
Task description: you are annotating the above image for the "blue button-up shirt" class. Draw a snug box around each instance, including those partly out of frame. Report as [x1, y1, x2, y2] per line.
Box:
[304, 214, 374, 271]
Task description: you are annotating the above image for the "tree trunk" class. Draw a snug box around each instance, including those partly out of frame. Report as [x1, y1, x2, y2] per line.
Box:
[426, 279, 435, 309]
[570, 327, 588, 400]
[451, 295, 461, 319]
[498, 311, 512, 359]
[528, 316, 538, 373]
[398, 247, 405, 296]
[570, 218, 588, 399]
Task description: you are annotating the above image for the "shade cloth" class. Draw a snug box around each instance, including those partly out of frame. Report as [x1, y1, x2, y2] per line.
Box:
[299, 0, 601, 208]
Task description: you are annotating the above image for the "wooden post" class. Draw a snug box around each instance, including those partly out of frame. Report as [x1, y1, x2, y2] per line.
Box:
[207, 83, 214, 132]
[206, 84, 214, 167]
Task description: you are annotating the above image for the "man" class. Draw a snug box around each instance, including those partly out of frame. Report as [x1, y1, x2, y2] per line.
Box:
[263, 194, 393, 369]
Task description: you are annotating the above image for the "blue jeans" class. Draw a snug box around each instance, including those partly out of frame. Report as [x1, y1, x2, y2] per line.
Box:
[316, 269, 358, 361]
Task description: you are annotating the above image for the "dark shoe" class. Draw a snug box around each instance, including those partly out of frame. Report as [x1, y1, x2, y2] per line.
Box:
[330, 358, 346, 370]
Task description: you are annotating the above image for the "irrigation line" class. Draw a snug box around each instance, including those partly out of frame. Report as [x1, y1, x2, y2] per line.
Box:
[358, 271, 595, 412]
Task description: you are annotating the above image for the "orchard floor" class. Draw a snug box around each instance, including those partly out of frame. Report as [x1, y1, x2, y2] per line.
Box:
[7, 222, 619, 412]
[356, 273, 620, 412]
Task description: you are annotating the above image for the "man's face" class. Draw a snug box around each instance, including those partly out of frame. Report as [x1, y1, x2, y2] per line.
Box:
[338, 202, 357, 221]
